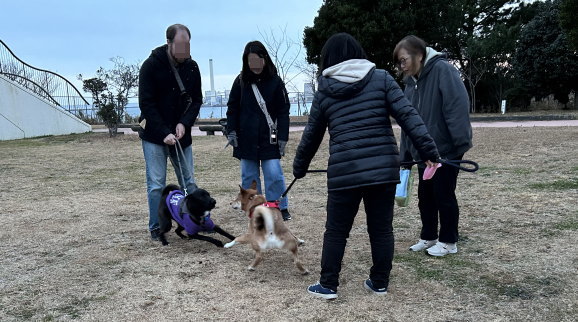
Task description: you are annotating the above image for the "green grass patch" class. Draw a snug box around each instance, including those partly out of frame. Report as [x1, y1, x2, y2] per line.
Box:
[479, 274, 561, 300]
[554, 219, 578, 230]
[529, 178, 578, 190]
[395, 252, 479, 284]
[513, 168, 532, 175]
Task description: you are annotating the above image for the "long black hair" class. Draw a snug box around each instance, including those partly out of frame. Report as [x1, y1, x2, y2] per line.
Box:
[319, 33, 367, 74]
[240, 41, 278, 83]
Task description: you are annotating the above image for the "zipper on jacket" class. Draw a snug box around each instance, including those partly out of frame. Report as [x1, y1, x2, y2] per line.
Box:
[415, 83, 421, 111]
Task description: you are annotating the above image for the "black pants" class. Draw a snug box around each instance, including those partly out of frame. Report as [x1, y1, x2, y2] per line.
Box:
[417, 155, 463, 243]
[319, 184, 395, 291]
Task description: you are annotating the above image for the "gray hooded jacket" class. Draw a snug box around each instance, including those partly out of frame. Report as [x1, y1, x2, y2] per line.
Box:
[400, 48, 472, 162]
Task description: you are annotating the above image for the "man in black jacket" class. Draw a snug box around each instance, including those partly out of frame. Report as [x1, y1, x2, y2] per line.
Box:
[138, 24, 203, 240]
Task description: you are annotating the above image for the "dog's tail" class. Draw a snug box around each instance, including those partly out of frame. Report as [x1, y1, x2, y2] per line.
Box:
[162, 184, 181, 196]
[251, 206, 275, 235]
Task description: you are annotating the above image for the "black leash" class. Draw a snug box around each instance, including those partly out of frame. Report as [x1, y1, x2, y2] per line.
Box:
[280, 159, 479, 199]
[400, 158, 479, 173]
[281, 170, 326, 199]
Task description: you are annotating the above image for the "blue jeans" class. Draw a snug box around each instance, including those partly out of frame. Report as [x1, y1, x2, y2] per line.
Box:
[240, 159, 288, 210]
[142, 140, 197, 231]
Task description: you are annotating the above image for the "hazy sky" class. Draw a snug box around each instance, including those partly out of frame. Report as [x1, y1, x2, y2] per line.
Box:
[1, 0, 323, 95]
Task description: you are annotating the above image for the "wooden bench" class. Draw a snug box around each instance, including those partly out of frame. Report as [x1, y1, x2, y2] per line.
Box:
[198, 124, 225, 135]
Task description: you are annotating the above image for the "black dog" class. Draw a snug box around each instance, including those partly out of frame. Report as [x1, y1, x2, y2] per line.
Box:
[158, 184, 235, 247]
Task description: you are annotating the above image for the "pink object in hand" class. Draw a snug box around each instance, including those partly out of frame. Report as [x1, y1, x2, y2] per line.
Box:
[423, 163, 442, 180]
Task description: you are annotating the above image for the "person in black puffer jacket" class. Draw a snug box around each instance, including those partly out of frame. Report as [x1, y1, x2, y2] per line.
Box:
[138, 24, 203, 240]
[226, 41, 292, 220]
[293, 33, 439, 300]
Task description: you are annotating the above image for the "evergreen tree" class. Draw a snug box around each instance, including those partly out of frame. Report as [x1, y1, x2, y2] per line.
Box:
[512, 0, 578, 108]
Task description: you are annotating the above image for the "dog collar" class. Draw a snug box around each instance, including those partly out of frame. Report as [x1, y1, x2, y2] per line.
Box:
[249, 201, 280, 218]
[262, 201, 280, 208]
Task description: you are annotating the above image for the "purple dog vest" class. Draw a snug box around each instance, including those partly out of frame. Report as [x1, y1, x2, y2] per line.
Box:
[166, 190, 215, 235]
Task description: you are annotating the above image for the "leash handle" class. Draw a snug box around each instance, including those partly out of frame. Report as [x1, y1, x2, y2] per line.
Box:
[174, 140, 192, 195]
[400, 159, 479, 173]
[281, 177, 298, 199]
[280, 169, 327, 199]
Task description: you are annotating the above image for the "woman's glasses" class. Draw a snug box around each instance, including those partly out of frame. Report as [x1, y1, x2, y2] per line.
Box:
[397, 56, 410, 68]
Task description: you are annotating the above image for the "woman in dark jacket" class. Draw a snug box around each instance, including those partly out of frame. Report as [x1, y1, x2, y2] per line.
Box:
[226, 41, 292, 220]
[393, 35, 473, 257]
[293, 33, 440, 299]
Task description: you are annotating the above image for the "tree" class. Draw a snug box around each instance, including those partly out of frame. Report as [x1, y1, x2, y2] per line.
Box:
[512, 0, 578, 109]
[259, 25, 304, 87]
[559, 0, 578, 50]
[302, 0, 530, 112]
[79, 57, 139, 136]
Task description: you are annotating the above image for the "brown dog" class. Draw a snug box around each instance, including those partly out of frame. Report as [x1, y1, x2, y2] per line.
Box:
[224, 181, 308, 274]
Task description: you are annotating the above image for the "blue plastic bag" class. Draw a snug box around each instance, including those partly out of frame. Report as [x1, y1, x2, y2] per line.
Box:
[395, 168, 414, 207]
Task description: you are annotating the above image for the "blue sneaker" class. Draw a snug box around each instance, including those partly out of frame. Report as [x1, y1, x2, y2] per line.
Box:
[364, 279, 387, 295]
[307, 282, 338, 300]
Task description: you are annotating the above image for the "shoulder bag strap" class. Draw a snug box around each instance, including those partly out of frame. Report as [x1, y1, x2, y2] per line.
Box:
[168, 52, 186, 94]
[251, 84, 277, 130]
[168, 53, 192, 116]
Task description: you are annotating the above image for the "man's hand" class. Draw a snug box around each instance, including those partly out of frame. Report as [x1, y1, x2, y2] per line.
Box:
[175, 123, 185, 139]
[163, 133, 177, 145]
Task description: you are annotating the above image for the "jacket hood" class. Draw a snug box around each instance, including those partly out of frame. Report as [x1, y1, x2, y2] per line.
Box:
[322, 59, 376, 83]
[150, 44, 192, 67]
[150, 45, 170, 66]
[318, 59, 376, 99]
[412, 47, 446, 82]
[423, 47, 443, 66]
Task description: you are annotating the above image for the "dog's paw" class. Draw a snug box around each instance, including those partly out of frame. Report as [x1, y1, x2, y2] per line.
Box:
[247, 266, 255, 271]
[301, 269, 310, 275]
[298, 239, 305, 246]
[223, 241, 236, 248]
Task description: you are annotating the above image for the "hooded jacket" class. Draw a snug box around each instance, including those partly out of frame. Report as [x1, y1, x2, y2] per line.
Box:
[138, 45, 203, 147]
[400, 48, 472, 162]
[226, 74, 290, 160]
[293, 59, 439, 191]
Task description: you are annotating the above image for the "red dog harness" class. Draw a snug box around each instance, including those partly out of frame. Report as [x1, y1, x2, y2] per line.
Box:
[249, 201, 280, 218]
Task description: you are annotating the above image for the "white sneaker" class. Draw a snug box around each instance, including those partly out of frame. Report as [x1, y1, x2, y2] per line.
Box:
[409, 239, 437, 251]
[426, 242, 458, 257]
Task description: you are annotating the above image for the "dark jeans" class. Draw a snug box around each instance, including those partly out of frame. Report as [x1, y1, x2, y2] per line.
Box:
[417, 155, 463, 243]
[319, 184, 395, 291]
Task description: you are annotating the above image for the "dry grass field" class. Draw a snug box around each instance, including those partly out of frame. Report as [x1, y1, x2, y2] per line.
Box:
[0, 125, 577, 321]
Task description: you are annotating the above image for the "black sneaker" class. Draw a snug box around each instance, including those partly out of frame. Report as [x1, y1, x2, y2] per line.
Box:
[281, 209, 292, 221]
[150, 228, 161, 241]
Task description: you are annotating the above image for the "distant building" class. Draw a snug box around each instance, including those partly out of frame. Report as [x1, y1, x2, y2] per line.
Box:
[304, 83, 315, 102]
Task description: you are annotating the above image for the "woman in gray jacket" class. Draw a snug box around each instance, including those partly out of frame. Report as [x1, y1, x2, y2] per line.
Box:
[293, 33, 439, 299]
[393, 35, 473, 257]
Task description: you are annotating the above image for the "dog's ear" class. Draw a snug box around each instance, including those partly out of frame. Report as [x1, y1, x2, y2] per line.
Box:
[250, 180, 257, 190]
